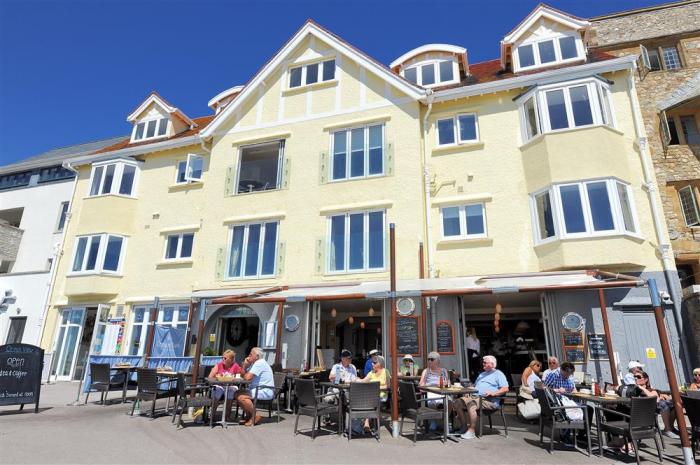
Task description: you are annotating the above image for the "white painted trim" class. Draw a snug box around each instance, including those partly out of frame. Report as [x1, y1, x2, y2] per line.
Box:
[438, 203, 488, 241]
[223, 220, 279, 280]
[432, 193, 492, 206]
[390, 44, 466, 69]
[159, 224, 201, 234]
[222, 212, 286, 224]
[208, 85, 244, 110]
[435, 112, 480, 147]
[126, 93, 194, 127]
[230, 132, 292, 147]
[325, 209, 387, 274]
[401, 58, 460, 88]
[319, 200, 392, 215]
[502, 5, 590, 45]
[323, 114, 391, 131]
[67, 135, 201, 167]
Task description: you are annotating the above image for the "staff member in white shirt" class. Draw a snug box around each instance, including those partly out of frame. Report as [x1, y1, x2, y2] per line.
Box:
[466, 328, 480, 380]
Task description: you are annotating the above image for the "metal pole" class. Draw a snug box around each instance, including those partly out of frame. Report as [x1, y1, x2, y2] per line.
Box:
[183, 300, 196, 356]
[597, 289, 619, 386]
[190, 299, 207, 394]
[389, 223, 399, 437]
[648, 279, 693, 465]
[144, 307, 157, 366]
[418, 242, 428, 359]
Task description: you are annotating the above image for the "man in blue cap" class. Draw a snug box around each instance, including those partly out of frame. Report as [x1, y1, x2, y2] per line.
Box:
[364, 349, 380, 377]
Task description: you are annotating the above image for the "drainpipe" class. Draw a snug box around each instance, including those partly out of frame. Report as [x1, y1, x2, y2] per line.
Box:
[626, 67, 692, 377]
[421, 90, 438, 350]
[199, 137, 211, 154]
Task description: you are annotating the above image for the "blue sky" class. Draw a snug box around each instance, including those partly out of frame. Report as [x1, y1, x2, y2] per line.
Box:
[0, 0, 663, 166]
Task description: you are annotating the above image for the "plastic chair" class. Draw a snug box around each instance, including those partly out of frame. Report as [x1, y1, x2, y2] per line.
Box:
[171, 373, 213, 428]
[398, 381, 443, 442]
[536, 388, 591, 456]
[599, 396, 662, 465]
[130, 368, 170, 418]
[348, 382, 381, 441]
[85, 363, 123, 405]
[293, 378, 339, 439]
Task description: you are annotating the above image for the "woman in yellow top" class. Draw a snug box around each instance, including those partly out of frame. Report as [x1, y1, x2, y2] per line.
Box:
[358, 355, 389, 433]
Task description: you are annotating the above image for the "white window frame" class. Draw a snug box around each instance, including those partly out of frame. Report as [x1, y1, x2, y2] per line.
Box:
[225, 221, 279, 280]
[439, 203, 487, 240]
[435, 113, 480, 147]
[55, 201, 70, 233]
[679, 185, 700, 227]
[127, 303, 189, 356]
[163, 232, 195, 261]
[175, 154, 204, 184]
[517, 78, 615, 143]
[513, 33, 583, 72]
[87, 160, 139, 198]
[329, 124, 385, 181]
[401, 59, 459, 88]
[326, 210, 387, 274]
[530, 178, 640, 245]
[287, 58, 336, 90]
[235, 140, 285, 194]
[130, 116, 170, 143]
[69, 233, 127, 275]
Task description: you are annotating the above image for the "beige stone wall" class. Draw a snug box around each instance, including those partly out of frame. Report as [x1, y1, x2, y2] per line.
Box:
[0, 222, 22, 262]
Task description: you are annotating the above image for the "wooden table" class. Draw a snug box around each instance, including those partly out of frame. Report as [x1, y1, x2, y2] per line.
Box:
[205, 377, 250, 428]
[111, 365, 137, 403]
[564, 392, 630, 456]
[419, 385, 477, 443]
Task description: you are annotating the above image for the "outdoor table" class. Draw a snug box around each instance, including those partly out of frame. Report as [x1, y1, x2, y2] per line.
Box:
[111, 365, 137, 403]
[419, 385, 477, 443]
[156, 371, 191, 413]
[398, 375, 421, 383]
[205, 377, 250, 428]
[564, 392, 630, 456]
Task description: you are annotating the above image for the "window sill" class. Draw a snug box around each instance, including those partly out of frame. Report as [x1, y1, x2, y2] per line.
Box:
[156, 259, 193, 268]
[324, 268, 387, 277]
[437, 237, 492, 248]
[234, 187, 282, 196]
[534, 232, 644, 247]
[84, 193, 137, 200]
[67, 272, 123, 278]
[283, 79, 338, 95]
[168, 181, 203, 192]
[432, 141, 484, 155]
[221, 275, 277, 282]
[327, 173, 386, 184]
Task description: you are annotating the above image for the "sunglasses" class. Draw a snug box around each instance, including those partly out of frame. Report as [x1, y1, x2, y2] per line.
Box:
[634, 375, 645, 380]
[428, 358, 436, 361]
[694, 373, 700, 377]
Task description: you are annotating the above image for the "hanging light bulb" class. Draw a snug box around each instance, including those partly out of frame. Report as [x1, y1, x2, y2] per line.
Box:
[331, 308, 337, 318]
[348, 316, 354, 325]
[495, 303, 502, 313]
[360, 321, 366, 329]
[368, 306, 375, 317]
[494, 313, 501, 322]
[377, 327, 381, 334]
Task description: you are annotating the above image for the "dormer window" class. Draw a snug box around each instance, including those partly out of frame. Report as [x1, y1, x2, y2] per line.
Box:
[288, 59, 336, 89]
[402, 59, 458, 87]
[514, 34, 582, 72]
[133, 117, 169, 142]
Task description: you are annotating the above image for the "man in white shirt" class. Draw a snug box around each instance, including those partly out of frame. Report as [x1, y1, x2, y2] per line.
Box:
[541, 356, 559, 380]
[329, 349, 357, 383]
[236, 347, 275, 426]
[466, 328, 481, 379]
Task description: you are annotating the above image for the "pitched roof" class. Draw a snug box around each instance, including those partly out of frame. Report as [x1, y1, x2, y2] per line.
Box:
[126, 91, 195, 127]
[0, 135, 127, 176]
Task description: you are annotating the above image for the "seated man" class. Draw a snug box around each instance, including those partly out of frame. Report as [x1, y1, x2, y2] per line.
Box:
[329, 349, 358, 383]
[452, 355, 508, 440]
[622, 360, 644, 385]
[543, 361, 576, 393]
[235, 347, 275, 426]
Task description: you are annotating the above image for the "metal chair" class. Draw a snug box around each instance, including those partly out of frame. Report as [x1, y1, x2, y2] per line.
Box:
[348, 382, 381, 441]
[130, 368, 170, 418]
[171, 373, 213, 428]
[599, 396, 662, 465]
[398, 381, 443, 442]
[682, 395, 700, 458]
[84, 363, 123, 405]
[254, 372, 286, 423]
[536, 388, 591, 455]
[478, 392, 509, 437]
[293, 378, 339, 439]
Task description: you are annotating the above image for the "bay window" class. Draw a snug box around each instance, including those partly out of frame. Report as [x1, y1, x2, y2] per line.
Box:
[530, 178, 639, 244]
[331, 124, 384, 181]
[226, 221, 278, 279]
[328, 210, 385, 273]
[70, 233, 126, 274]
[436, 113, 479, 146]
[440, 204, 486, 239]
[88, 160, 138, 197]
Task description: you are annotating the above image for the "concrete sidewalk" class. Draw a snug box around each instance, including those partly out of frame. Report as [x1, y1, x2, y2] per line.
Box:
[0, 382, 687, 464]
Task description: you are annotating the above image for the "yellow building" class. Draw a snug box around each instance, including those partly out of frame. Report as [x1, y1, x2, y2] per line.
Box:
[42, 5, 690, 387]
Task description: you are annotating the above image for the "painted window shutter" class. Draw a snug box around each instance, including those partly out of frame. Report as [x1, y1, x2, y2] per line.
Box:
[282, 159, 291, 189]
[385, 142, 394, 176]
[660, 110, 671, 149]
[224, 166, 234, 197]
[319, 151, 328, 184]
[215, 247, 225, 280]
[314, 238, 325, 274]
[276, 241, 286, 276]
[639, 44, 650, 70]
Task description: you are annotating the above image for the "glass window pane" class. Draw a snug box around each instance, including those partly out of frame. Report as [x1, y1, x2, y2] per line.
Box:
[442, 207, 461, 237]
[244, 224, 261, 276]
[166, 235, 178, 259]
[135, 122, 145, 140]
[69, 309, 83, 324]
[57, 202, 69, 232]
[180, 233, 193, 258]
[228, 226, 245, 277]
[178, 307, 189, 322]
[681, 116, 700, 144]
[161, 307, 174, 323]
[546, 89, 569, 130]
[518, 44, 535, 68]
[348, 214, 364, 270]
[368, 212, 384, 268]
[306, 63, 319, 85]
[368, 125, 383, 175]
[404, 67, 417, 84]
[458, 114, 477, 141]
[559, 36, 578, 60]
[662, 46, 681, 70]
[536, 192, 555, 240]
[465, 204, 484, 235]
[538, 40, 556, 64]
[439, 61, 454, 82]
[177, 161, 187, 183]
[102, 164, 115, 194]
[437, 118, 455, 145]
[421, 63, 435, 86]
[559, 185, 586, 234]
[146, 120, 157, 138]
[332, 131, 347, 180]
[679, 186, 700, 226]
[350, 128, 364, 177]
[189, 156, 203, 180]
[647, 49, 662, 71]
[569, 86, 593, 127]
[330, 215, 345, 271]
[129, 326, 142, 356]
[90, 166, 104, 196]
[103, 236, 123, 271]
[86, 235, 101, 270]
[261, 222, 277, 275]
[119, 165, 135, 195]
[134, 308, 145, 323]
[616, 183, 636, 233]
[322, 59, 335, 81]
[73, 237, 88, 271]
[524, 97, 539, 139]
[586, 182, 614, 231]
[289, 67, 302, 88]
[158, 118, 168, 136]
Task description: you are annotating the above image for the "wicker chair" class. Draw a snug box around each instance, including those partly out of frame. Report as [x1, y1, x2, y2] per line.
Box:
[398, 381, 443, 442]
[348, 382, 381, 441]
[682, 395, 700, 458]
[254, 372, 286, 423]
[84, 363, 123, 405]
[599, 396, 662, 465]
[536, 388, 591, 455]
[171, 373, 213, 428]
[478, 392, 509, 437]
[293, 378, 339, 439]
[130, 368, 170, 418]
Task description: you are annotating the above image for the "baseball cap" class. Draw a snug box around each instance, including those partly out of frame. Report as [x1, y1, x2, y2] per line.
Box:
[340, 349, 352, 359]
[402, 354, 414, 361]
[369, 349, 380, 356]
[628, 360, 644, 370]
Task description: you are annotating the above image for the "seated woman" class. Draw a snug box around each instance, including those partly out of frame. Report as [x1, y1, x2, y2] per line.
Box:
[635, 371, 678, 439]
[521, 360, 542, 394]
[401, 354, 420, 377]
[419, 352, 450, 406]
[689, 368, 700, 390]
[357, 355, 389, 433]
[209, 349, 242, 421]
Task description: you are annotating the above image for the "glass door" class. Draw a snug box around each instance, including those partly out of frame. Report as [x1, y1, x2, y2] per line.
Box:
[51, 308, 86, 381]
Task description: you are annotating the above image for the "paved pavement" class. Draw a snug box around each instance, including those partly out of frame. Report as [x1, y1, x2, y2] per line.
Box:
[0, 382, 688, 464]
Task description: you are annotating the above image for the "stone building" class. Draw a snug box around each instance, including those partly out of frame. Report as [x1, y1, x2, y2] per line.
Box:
[591, 0, 700, 364]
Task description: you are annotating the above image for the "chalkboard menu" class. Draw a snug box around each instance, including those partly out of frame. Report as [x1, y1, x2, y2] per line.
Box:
[562, 331, 584, 346]
[587, 334, 609, 360]
[396, 317, 420, 355]
[436, 321, 455, 354]
[0, 343, 43, 413]
[564, 348, 586, 363]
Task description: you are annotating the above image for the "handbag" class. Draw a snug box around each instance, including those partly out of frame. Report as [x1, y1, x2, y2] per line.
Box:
[559, 395, 584, 420]
[517, 399, 541, 419]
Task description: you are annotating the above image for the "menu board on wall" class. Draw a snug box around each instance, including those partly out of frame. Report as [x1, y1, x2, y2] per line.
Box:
[564, 348, 586, 363]
[436, 321, 455, 355]
[561, 329, 586, 363]
[396, 317, 420, 356]
[587, 334, 609, 360]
